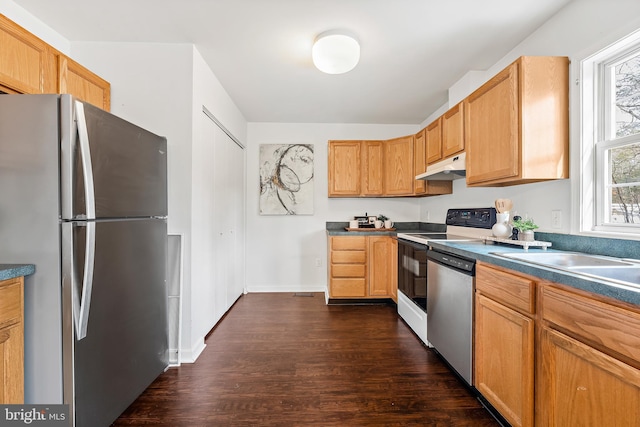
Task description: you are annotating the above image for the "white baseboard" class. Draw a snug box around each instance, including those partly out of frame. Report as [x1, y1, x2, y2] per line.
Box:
[245, 285, 326, 293]
[179, 338, 206, 364]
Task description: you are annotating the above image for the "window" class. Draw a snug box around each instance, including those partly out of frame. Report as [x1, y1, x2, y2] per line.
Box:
[582, 29, 640, 237]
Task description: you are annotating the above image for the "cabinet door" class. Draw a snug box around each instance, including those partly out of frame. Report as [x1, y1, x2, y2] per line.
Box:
[0, 277, 24, 404]
[368, 236, 392, 297]
[0, 325, 23, 404]
[328, 141, 362, 197]
[413, 129, 426, 194]
[384, 135, 414, 195]
[475, 294, 534, 427]
[442, 102, 465, 158]
[539, 327, 640, 426]
[0, 15, 51, 94]
[390, 238, 398, 302]
[362, 140, 384, 196]
[425, 118, 442, 165]
[58, 54, 111, 111]
[465, 62, 519, 185]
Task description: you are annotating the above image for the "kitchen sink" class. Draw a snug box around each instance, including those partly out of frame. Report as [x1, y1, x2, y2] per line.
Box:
[494, 251, 634, 268]
[492, 251, 640, 289]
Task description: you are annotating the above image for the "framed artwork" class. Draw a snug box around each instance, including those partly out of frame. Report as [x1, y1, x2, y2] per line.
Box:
[259, 144, 314, 215]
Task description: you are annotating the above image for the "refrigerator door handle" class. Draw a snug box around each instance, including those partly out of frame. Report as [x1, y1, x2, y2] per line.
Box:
[74, 101, 96, 220]
[74, 221, 96, 340]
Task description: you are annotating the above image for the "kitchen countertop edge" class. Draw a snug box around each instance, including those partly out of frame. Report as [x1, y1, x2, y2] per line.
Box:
[0, 264, 36, 281]
[427, 240, 640, 307]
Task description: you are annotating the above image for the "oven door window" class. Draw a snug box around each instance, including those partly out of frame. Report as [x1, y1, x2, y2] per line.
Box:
[398, 240, 428, 311]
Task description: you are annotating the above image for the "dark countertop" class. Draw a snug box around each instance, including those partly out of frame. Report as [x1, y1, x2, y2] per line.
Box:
[427, 240, 640, 307]
[327, 222, 640, 307]
[0, 264, 35, 281]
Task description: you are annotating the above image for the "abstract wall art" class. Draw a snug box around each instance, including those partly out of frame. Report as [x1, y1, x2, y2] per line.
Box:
[259, 144, 314, 215]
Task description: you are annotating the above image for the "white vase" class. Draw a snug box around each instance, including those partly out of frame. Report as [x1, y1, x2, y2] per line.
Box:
[492, 212, 512, 238]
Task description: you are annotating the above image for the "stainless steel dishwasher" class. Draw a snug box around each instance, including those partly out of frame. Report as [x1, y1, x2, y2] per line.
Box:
[426, 248, 476, 386]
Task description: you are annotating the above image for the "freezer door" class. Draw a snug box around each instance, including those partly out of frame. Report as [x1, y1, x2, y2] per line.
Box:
[61, 96, 167, 220]
[62, 218, 168, 427]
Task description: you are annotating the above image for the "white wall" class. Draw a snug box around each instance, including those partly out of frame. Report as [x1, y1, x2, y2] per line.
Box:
[419, 0, 640, 232]
[71, 43, 249, 360]
[246, 123, 419, 293]
[1, 1, 69, 53]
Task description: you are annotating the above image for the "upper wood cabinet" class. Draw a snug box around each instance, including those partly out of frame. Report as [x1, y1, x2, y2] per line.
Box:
[0, 14, 55, 94]
[327, 140, 384, 197]
[425, 117, 442, 165]
[384, 135, 414, 196]
[441, 101, 465, 159]
[328, 138, 451, 198]
[413, 129, 426, 194]
[57, 53, 111, 111]
[465, 56, 569, 186]
[362, 140, 384, 196]
[328, 140, 362, 196]
[0, 14, 110, 111]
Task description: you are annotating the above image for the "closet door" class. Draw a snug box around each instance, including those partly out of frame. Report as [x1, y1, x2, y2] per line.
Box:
[197, 111, 246, 333]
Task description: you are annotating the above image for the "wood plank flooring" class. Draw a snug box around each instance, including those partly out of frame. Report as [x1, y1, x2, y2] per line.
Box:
[113, 293, 500, 426]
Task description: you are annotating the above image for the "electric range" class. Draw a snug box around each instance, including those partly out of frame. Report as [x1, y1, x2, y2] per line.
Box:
[395, 208, 496, 346]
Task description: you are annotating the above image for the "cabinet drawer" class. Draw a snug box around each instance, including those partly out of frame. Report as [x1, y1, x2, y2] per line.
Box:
[330, 278, 366, 297]
[476, 264, 535, 314]
[332, 264, 366, 278]
[0, 279, 22, 328]
[332, 250, 366, 264]
[331, 236, 366, 251]
[541, 285, 640, 366]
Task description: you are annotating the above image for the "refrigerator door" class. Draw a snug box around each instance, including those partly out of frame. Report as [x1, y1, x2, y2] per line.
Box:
[62, 218, 168, 427]
[61, 96, 167, 220]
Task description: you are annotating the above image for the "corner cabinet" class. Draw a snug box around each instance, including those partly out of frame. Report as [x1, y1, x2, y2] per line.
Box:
[328, 139, 451, 198]
[465, 56, 569, 186]
[0, 276, 24, 404]
[328, 235, 396, 299]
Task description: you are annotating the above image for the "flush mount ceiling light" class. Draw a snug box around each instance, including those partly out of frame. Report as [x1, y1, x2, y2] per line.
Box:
[312, 30, 360, 74]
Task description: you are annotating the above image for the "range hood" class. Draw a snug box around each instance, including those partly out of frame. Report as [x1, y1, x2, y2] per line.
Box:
[416, 152, 466, 181]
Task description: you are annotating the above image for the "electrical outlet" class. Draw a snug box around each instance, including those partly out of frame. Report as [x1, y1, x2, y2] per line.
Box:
[315, 258, 322, 267]
[551, 210, 562, 229]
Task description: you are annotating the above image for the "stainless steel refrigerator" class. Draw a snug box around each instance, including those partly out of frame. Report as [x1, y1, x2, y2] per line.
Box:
[0, 94, 169, 426]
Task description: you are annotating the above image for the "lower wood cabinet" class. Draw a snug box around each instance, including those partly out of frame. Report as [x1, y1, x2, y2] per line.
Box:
[475, 262, 640, 427]
[538, 284, 640, 426]
[328, 235, 397, 299]
[475, 263, 535, 427]
[0, 276, 24, 404]
[539, 326, 640, 426]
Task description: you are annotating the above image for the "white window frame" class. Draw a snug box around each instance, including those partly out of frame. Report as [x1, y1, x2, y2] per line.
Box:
[580, 28, 640, 240]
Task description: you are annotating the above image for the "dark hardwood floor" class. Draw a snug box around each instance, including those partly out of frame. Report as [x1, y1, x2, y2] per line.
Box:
[113, 293, 500, 426]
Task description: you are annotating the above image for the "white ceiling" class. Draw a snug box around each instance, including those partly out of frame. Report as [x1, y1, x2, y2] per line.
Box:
[13, 0, 573, 124]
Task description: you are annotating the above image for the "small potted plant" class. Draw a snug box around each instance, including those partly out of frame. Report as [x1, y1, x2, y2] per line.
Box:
[511, 218, 539, 241]
[376, 214, 388, 229]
